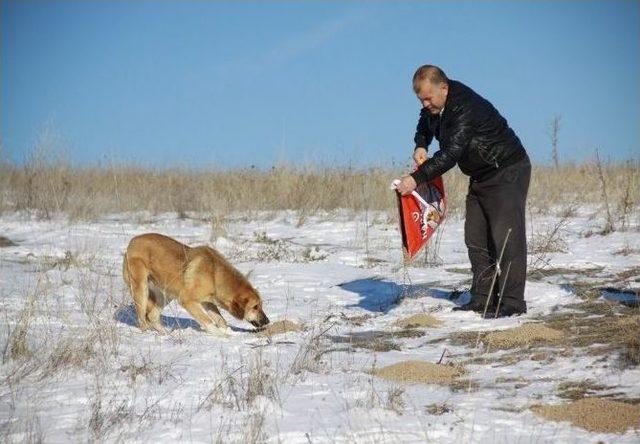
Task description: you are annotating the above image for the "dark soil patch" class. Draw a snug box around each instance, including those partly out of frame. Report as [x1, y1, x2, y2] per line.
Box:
[329, 329, 425, 352]
[425, 403, 453, 415]
[0, 236, 17, 247]
[556, 380, 618, 401]
[528, 265, 604, 282]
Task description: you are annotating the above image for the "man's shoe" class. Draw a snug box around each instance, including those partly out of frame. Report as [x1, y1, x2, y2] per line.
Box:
[452, 298, 491, 313]
[484, 305, 526, 319]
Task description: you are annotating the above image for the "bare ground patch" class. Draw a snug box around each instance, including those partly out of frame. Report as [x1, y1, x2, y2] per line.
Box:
[555, 379, 624, 401]
[531, 398, 640, 434]
[449, 300, 639, 370]
[0, 235, 17, 247]
[527, 265, 604, 282]
[328, 329, 425, 352]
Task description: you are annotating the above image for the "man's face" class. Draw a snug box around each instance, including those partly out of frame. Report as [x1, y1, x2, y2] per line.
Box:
[416, 80, 448, 115]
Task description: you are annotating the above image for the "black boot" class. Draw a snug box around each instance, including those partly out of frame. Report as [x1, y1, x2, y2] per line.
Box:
[483, 304, 526, 319]
[452, 298, 491, 313]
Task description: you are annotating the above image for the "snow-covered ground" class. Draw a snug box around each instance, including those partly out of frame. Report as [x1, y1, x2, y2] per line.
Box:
[1, 208, 639, 443]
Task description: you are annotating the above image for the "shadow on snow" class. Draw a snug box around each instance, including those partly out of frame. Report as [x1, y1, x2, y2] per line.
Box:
[338, 277, 470, 313]
[114, 305, 254, 333]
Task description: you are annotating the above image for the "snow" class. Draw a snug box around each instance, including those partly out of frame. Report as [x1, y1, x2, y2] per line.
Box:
[1, 208, 639, 443]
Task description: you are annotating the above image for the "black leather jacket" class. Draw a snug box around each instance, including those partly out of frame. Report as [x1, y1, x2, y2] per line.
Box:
[410, 80, 527, 184]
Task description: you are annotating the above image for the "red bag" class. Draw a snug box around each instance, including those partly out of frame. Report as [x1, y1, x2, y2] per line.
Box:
[394, 171, 446, 261]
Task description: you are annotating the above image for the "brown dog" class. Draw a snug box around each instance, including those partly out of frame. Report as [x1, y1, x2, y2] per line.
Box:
[123, 233, 269, 336]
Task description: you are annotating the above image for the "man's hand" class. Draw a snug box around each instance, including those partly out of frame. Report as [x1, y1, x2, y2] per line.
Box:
[413, 147, 428, 165]
[395, 175, 417, 196]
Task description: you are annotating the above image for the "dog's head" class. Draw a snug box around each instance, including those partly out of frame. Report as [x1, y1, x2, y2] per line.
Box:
[231, 285, 269, 328]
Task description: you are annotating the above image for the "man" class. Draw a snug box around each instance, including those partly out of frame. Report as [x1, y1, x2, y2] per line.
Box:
[395, 65, 531, 318]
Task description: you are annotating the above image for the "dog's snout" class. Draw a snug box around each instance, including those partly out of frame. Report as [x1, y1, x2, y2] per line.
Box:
[251, 314, 269, 328]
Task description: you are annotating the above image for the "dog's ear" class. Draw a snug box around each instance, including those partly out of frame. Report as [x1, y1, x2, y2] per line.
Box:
[230, 300, 245, 320]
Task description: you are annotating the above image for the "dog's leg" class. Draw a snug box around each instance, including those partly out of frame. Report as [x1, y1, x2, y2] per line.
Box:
[146, 289, 169, 334]
[125, 257, 151, 331]
[179, 300, 230, 337]
[202, 302, 229, 330]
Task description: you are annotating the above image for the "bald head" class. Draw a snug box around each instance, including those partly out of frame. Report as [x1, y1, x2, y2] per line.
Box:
[412, 65, 449, 92]
[412, 65, 449, 115]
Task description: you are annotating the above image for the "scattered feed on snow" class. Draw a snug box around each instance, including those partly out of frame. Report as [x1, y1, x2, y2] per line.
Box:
[531, 398, 640, 434]
[256, 320, 302, 337]
[371, 360, 464, 385]
[392, 313, 442, 329]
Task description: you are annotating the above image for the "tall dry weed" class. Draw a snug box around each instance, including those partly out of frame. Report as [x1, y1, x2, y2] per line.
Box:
[2, 149, 637, 223]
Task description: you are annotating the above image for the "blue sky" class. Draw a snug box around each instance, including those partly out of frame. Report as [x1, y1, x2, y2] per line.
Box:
[2, 1, 638, 168]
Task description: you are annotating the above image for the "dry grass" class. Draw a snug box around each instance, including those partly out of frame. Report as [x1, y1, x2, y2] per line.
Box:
[453, 301, 640, 370]
[2, 154, 638, 223]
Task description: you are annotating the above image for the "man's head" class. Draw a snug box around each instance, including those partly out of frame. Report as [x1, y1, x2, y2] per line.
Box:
[413, 65, 449, 115]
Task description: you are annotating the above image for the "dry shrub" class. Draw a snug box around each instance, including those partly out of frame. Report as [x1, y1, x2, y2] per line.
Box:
[425, 403, 453, 415]
[198, 353, 280, 412]
[4, 294, 37, 361]
[618, 316, 640, 369]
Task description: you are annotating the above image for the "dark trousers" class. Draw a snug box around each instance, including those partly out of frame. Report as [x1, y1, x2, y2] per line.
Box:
[464, 156, 531, 312]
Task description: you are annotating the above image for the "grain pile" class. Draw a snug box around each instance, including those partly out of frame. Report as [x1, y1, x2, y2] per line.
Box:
[393, 313, 442, 329]
[372, 360, 463, 385]
[483, 323, 564, 349]
[531, 398, 640, 434]
[256, 320, 302, 336]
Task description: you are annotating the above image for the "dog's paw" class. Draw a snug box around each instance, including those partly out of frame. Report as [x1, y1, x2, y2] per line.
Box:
[152, 325, 170, 335]
[204, 325, 232, 338]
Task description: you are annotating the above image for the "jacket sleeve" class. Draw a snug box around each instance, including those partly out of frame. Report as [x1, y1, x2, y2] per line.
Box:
[414, 108, 433, 150]
[411, 104, 475, 185]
